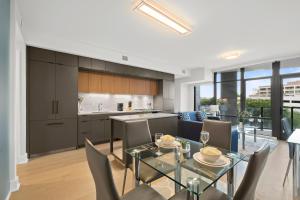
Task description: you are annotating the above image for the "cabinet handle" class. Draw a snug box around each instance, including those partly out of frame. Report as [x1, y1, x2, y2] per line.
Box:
[81, 132, 88, 135]
[81, 121, 89, 123]
[47, 122, 64, 126]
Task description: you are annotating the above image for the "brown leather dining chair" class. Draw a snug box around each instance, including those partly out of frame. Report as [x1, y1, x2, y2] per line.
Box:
[169, 144, 270, 200]
[202, 119, 232, 150]
[85, 138, 166, 200]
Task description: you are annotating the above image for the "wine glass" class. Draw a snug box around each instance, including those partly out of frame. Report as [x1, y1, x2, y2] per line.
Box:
[200, 131, 210, 148]
[155, 133, 163, 155]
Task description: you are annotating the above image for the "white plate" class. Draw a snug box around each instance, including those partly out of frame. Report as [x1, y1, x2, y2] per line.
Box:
[158, 141, 181, 149]
[193, 152, 230, 167]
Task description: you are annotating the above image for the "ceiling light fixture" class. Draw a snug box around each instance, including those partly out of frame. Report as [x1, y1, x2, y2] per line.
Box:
[221, 51, 241, 60]
[133, 0, 191, 35]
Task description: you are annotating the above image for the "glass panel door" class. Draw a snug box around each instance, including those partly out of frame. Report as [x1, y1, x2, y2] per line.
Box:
[245, 78, 272, 137]
[281, 76, 300, 133]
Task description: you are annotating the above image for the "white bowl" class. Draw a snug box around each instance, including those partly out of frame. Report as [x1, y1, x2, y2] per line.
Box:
[200, 147, 222, 163]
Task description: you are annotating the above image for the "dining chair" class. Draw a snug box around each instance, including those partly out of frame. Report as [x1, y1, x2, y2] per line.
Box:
[282, 117, 294, 186]
[169, 144, 270, 200]
[85, 138, 166, 200]
[202, 119, 232, 150]
[122, 120, 167, 195]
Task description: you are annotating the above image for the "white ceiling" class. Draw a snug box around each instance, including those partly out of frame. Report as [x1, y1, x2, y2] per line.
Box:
[17, 0, 300, 76]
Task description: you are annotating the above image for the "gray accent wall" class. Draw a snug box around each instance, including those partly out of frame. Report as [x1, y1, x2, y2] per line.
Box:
[0, 0, 11, 199]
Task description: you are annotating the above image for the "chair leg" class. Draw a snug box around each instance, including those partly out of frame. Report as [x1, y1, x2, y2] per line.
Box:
[122, 168, 128, 195]
[283, 159, 292, 186]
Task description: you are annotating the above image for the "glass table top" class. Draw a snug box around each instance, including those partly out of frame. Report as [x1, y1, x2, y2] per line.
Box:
[125, 138, 247, 196]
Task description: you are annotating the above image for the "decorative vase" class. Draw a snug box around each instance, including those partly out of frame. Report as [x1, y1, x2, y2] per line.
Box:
[239, 121, 244, 133]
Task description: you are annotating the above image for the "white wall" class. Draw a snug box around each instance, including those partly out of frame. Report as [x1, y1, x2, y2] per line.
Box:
[174, 67, 213, 112]
[8, 0, 27, 196]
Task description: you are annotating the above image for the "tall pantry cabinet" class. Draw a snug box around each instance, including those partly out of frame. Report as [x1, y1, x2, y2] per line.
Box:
[27, 47, 78, 156]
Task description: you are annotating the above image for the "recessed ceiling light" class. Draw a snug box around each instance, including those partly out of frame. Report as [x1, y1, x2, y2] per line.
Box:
[221, 51, 241, 60]
[133, 0, 191, 35]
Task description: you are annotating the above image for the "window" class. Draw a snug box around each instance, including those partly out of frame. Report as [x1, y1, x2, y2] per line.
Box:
[244, 63, 272, 79]
[198, 83, 216, 113]
[280, 57, 300, 75]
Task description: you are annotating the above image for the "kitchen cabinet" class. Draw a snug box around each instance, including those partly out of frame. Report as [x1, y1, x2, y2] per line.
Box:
[130, 78, 146, 95]
[101, 74, 114, 93]
[78, 71, 89, 93]
[113, 76, 130, 94]
[88, 72, 102, 93]
[92, 59, 106, 71]
[29, 62, 78, 120]
[29, 119, 77, 154]
[55, 52, 78, 67]
[55, 65, 78, 119]
[150, 80, 158, 96]
[92, 118, 105, 142]
[29, 61, 56, 121]
[104, 119, 111, 140]
[28, 47, 55, 63]
[78, 115, 109, 146]
[79, 56, 92, 69]
[78, 70, 158, 95]
[28, 47, 78, 156]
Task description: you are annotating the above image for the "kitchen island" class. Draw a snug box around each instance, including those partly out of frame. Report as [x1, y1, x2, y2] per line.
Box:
[110, 113, 178, 162]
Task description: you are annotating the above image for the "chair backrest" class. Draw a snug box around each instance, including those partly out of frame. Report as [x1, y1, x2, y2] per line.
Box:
[282, 117, 292, 138]
[85, 139, 120, 200]
[202, 119, 232, 150]
[282, 117, 294, 159]
[123, 120, 152, 166]
[234, 144, 270, 200]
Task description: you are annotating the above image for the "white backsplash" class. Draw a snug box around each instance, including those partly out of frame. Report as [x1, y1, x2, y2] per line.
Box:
[78, 93, 153, 113]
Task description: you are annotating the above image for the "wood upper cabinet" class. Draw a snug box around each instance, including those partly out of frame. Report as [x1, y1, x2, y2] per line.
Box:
[113, 76, 130, 94]
[150, 80, 158, 96]
[89, 72, 102, 93]
[78, 71, 158, 95]
[130, 78, 146, 95]
[101, 74, 114, 93]
[78, 71, 89, 93]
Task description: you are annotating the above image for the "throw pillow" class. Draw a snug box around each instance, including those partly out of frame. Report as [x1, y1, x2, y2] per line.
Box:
[182, 113, 191, 121]
[178, 112, 183, 120]
[196, 111, 202, 121]
[200, 111, 207, 121]
[196, 111, 207, 121]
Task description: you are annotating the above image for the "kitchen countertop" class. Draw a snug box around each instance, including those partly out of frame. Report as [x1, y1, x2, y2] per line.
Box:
[78, 109, 161, 116]
[109, 113, 178, 121]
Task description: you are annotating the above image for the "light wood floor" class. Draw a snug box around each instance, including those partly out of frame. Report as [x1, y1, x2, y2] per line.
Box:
[10, 141, 292, 200]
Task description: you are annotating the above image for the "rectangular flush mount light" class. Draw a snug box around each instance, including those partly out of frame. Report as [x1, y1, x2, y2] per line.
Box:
[133, 0, 191, 35]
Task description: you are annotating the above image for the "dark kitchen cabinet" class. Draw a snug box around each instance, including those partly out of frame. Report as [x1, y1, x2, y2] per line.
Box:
[29, 61, 56, 121]
[92, 59, 106, 71]
[78, 56, 92, 69]
[55, 65, 78, 119]
[29, 119, 77, 154]
[104, 119, 111, 140]
[28, 47, 55, 63]
[92, 119, 106, 142]
[77, 115, 108, 146]
[78, 116, 92, 146]
[55, 52, 78, 67]
[28, 46, 78, 156]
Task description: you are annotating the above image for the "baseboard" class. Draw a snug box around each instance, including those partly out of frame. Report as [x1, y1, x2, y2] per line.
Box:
[10, 176, 20, 193]
[5, 191, 11, 200]
[17, 153, 28, 164]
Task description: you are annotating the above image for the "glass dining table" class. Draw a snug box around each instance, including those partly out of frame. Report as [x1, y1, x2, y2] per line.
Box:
[125, 138, 247, 200]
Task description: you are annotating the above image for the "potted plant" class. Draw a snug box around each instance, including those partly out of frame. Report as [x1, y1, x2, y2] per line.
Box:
[238, 110, 251, 132]
[217, 98, 228, 115]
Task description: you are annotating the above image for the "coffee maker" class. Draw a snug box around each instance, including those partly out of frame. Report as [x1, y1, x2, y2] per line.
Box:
[117, 103, 124, 111]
